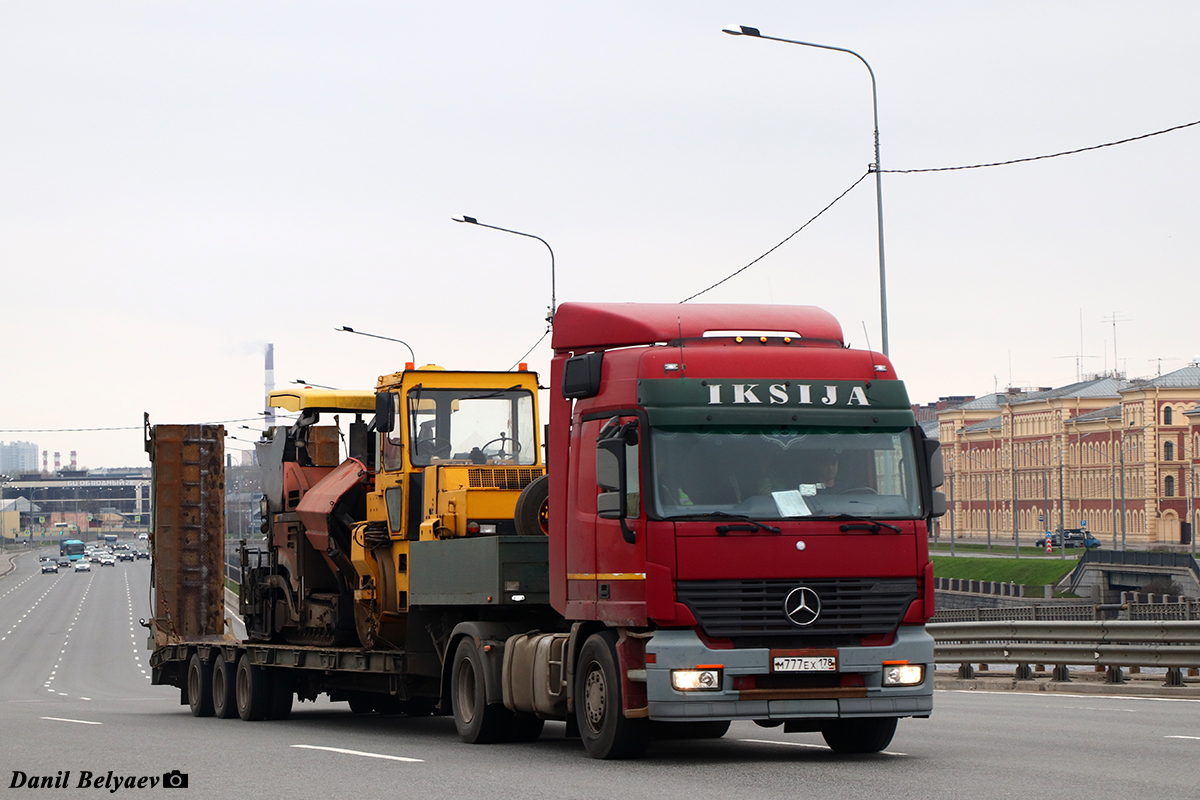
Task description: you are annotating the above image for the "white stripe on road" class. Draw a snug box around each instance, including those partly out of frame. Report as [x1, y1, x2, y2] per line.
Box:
[1165, 735, 1200, 740]
[738, 738, 906, 756]
[41, 717, 102, 725]
[290, 745, 424, 763]
[944, 689, 1200, 704]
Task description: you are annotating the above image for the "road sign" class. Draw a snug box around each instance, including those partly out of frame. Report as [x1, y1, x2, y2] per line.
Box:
[1080, 520, 1087, 527]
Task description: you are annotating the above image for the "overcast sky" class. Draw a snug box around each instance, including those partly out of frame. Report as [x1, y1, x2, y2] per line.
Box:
[2, 1, 1198, 469]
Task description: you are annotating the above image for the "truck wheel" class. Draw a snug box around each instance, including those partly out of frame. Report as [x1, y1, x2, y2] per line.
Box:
[347, 693, 376, 714]
[450, 637, 512, 743]
[820, 717, 897, 753]
[514, 475, 550, 536]
[575, 632, 649, 759]
[235, 653, 270, 721]
[187, 654, 214, 717]
[267, 669, 294, 720]
[211, 658, 238, 719]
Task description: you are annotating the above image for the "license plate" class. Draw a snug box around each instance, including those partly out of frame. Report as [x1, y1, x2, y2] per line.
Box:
[770, 649, 837, 672]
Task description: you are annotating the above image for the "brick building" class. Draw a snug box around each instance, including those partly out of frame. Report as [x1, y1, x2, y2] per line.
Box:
[936, 365, 1200, 549]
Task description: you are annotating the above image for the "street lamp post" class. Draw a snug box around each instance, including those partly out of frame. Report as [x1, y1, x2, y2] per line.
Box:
[335, 327, 416, 364]
[723, 25, 889, 356]
[453, 216, 556, 325]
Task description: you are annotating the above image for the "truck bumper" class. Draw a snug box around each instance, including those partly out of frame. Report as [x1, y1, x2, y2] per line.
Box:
[643, 626, 933, 722]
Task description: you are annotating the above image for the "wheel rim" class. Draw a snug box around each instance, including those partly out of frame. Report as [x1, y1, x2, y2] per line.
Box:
[538, 498, 550, 535]
[583, 662, 607, 734]
[188, 664, 200, 705]
[456, 658, 477, 724]
[236, 665, 248, 710]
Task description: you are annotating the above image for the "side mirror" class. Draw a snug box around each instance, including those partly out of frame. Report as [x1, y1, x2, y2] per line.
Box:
[375, 392, 395, 433]
[562, 352, 604, 399]
[929, 490, 946, 518]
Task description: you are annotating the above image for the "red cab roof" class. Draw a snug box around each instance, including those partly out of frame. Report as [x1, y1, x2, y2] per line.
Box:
[551, 302, 844, 352]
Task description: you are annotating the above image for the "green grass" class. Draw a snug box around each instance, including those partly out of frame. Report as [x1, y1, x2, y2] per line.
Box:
[931, 555, 1078, 587]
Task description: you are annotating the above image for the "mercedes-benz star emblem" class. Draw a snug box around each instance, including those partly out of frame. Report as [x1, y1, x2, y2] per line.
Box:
[783, 586, 821, 626]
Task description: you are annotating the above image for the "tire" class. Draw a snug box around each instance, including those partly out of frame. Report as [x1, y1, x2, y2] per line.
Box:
[187, 654, 214, 718]
[509, 713, 546, 742]
[267, 669, 294, 720]
[235, 653, 270, 721]
[821, 717, 897, 753]
[211, 658, 239, 719]
[514, 475, 550, 536]
[450, 637, 512, 743]
[347, 693, 376, 714]
[575, 631, 650, 759]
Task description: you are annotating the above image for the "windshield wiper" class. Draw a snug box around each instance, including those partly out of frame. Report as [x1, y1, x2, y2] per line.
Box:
[826, 514, 902, 534]
[458, 384, 523, 401]
[671, 511, 781, 534]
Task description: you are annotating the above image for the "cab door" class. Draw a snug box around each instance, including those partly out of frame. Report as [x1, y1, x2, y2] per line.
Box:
[593, 415, 648, 626]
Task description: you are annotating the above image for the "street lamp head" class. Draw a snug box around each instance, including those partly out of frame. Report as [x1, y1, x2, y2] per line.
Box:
[722, 25, 761, 37]
[336, 326, 354, 333]
[452, 216, 479, 224]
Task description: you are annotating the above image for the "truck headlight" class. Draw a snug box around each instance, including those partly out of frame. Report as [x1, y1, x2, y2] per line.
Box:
[671, 667, 723, 691]
[882, 662, 925, 686]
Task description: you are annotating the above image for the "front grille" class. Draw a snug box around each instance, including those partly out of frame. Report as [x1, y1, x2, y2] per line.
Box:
[676, 578, 918, 642]
[467, 467, 546, 491]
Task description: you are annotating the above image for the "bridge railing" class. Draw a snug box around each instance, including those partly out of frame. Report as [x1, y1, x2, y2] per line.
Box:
[929, 619, 1200, 686]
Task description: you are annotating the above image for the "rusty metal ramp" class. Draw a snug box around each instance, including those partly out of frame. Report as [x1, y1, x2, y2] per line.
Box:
[146, 423, 229, 646]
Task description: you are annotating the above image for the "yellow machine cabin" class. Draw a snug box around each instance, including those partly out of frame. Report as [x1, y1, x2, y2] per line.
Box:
[245, 366, 547, 651]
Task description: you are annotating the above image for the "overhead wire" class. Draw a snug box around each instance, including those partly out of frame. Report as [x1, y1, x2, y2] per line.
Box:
[882, 117, 1200, 174]
[680, 117, 1200, 300]
[680, 170, 871, 303]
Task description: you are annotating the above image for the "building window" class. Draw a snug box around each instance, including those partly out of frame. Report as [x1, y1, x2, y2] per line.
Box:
[1164, 475, 1175, 497]
[1163, 406, 1172, 425]
[1164, 441, 1174, 461]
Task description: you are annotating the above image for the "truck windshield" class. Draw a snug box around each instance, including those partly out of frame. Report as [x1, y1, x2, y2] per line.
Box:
[403, 388, 537, 467]
[650, 425, 923, 521]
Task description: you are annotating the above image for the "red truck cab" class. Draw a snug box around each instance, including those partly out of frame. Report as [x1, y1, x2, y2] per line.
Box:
[547, 303, 943, 756]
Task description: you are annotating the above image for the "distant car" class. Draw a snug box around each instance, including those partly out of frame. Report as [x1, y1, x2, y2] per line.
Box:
[89, 553, 102, 563]
[114, 543, 129, 550]
[138, 533, 148, 540]
[135, 550, 150, 560]
[42, 561, 59, 574]
[1036, 530, 1102, 549]
[39, 554, 52, 563]
[56, 557, 72, 568]
[99, 555, 116, 567]
[117, 551, 135, 562]
[74, 561, 92, 572]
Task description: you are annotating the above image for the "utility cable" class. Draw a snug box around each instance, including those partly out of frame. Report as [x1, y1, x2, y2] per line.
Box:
[509, 326, 551, 371]
[882, 118, 1200, 174]
[680, 171, 871, 303]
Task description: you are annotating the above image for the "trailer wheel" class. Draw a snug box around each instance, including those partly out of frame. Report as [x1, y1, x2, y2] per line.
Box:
[820, 717, 897, 753]
[235, 653, 270, 721]
[450, 638, 512, 743]
[211, 658, 238, 719]
[575, 631, 649, 759]
[187, 654, 214, 718]
[267, 670, 294, 720]
[347, 693, 376, 714]
[514, 475, 550, 536]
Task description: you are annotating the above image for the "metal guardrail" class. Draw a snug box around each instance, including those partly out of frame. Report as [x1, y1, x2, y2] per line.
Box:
[933, 599, 1200, 623]
[930, 619, 1200, 686]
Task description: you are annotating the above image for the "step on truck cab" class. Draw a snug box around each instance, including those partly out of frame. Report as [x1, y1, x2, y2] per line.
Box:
[544, 303, 944, 757]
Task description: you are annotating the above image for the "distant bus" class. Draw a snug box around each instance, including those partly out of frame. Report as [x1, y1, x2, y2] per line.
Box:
[103, 534, 118, 547]
[59, 539, 86, 560]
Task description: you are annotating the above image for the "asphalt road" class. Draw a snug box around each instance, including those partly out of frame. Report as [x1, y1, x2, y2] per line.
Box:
[2, 545, 1198, 799]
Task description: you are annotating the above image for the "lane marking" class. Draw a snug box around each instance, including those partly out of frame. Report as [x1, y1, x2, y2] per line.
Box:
[290, 745, 424, 763]
[1165, 735, 1200, 740]
[41, 717, 102, 725]
[942, 689, 1200, 704]
[738, 738, 906, 756]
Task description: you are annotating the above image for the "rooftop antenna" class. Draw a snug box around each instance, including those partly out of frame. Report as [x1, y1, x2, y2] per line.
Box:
[1102, 311, 1130, 378]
